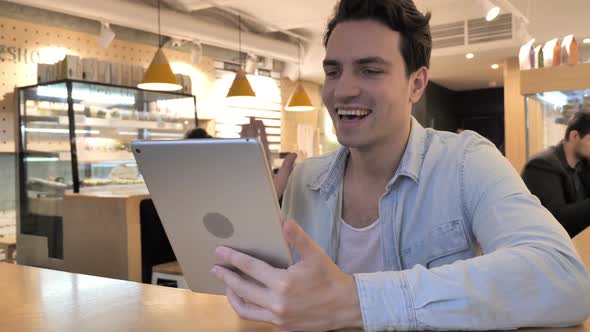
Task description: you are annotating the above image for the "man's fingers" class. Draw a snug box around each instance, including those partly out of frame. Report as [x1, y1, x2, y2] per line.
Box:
[211, 265, 271, 309]
[215, 246, 283, 289]
[240, 118, 258, 138]
[225, 287, 274, 323]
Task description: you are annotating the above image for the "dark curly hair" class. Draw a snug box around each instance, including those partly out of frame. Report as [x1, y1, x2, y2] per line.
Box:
[184, 128, 212, 139]
[565, 111, 590, 141]
[324, 0, 432, 76]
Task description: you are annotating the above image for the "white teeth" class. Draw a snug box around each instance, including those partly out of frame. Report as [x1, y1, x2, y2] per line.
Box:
[337, 109, 371, 116]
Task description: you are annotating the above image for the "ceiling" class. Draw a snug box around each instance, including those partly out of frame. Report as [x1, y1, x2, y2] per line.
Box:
[151, 0, 590, 91]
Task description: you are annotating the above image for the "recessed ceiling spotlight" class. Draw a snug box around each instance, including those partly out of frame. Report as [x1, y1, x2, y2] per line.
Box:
[466, 53, 475, 59]
[491, 63, 500, 70]
[486, 6, 501, 21]
[480, 0, 501, 21]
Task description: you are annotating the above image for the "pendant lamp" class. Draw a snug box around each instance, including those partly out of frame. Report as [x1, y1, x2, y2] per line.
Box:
[285, 41, 314, 111]
[138, 0, 182, 91]
[226, 15, 256, 98]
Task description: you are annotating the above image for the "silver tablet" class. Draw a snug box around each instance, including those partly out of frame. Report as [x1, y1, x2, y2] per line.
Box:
[132, 138, 293, 295]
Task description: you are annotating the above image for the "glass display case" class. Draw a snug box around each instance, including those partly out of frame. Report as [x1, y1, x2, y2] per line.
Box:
[525, 88, 590, 159]
[17, 79, 197, 258]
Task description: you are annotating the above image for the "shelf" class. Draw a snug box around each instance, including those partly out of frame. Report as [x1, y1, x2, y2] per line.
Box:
[520, 62, 590, 95]
[59, 151, 135, 163]
[26, 142, 70, 153]
[24, 111, 189, 131]
[79, 117, 187, 131]
[24, 150, 62, 158]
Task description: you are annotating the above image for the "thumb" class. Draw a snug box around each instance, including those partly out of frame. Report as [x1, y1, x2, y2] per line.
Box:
[283, 219, 320, 260]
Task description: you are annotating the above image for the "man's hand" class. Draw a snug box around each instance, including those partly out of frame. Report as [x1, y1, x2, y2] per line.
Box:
[274, 153, 297, 200]
[240, 117, 262, 138]
[211, 219, 363, 332]
[241, 117, 297, 200]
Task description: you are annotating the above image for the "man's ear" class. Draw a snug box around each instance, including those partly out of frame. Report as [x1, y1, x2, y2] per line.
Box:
[409, 66, 429, 104]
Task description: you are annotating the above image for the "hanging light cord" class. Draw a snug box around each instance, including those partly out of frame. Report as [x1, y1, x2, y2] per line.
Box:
[297, 40, 302, 80]
[238, 15, 242, 68]
[158, 0, 162, 48]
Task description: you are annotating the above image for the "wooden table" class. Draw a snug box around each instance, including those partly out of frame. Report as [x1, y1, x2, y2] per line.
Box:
[1, 263, 588, 332]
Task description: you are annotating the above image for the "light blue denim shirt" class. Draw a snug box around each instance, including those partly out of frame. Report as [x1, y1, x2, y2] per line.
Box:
[281, 117, 590, 331]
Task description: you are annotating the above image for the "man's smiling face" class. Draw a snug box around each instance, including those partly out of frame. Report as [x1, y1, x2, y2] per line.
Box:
[321, 19, 418, 149]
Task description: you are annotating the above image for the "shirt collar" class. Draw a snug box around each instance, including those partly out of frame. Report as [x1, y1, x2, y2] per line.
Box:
[308, 117, 428, 200]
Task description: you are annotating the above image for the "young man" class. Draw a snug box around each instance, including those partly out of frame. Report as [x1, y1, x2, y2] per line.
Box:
[211, 0, 590, 331]
[522, 111, 590, 237]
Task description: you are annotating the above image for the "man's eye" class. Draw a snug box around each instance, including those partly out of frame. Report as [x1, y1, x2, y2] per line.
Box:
[363, 69, 383, 75]
[325, 70, 339, 78]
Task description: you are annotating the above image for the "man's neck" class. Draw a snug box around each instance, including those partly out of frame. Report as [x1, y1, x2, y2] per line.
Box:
[563, 141, 580, 169]
[346, 121, 412, 185]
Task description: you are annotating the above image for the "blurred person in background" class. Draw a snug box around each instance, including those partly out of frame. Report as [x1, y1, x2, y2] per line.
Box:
[184, 127, 213, 139]
[522, 111, 590, 237]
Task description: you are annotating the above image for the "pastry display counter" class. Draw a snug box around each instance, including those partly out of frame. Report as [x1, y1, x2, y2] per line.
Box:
[17, 79, 195, 263]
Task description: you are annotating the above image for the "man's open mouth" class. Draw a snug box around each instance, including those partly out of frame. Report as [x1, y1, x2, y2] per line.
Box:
[337, 108, 372, 120]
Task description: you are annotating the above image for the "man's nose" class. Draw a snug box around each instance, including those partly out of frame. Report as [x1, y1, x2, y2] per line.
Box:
[333, 70, 361, 100]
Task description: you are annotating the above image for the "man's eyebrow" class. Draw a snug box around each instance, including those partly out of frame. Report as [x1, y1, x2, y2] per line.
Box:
[355, 57, 391, 66]
[322, 59, 340, 67]
[322, 57, 391, 66]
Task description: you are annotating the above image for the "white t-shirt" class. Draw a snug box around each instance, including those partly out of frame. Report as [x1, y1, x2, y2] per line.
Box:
[337, 218, 385, 274]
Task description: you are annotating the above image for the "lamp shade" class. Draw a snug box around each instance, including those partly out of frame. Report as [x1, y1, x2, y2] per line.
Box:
[226, 69, 256, 98]
[285, 83, 314, 111]
[138, 47, 182, 91]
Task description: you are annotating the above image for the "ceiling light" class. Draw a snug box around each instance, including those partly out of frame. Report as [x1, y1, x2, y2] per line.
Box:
[139, 48, 182, 91]
[285, 41, 314, 112]
[491, 63, 500, 70]
[486, 6, 500, 21]
[466, 53, 475, 59]
[583, 38, 590, 44]
[97, 22, 115, 48]
[191, 40, 202, 64]
[481, 0, 501, 21]
[286, 84, 314, 111]
[226, 15, 256, 99]
[138, 0, 182, 92]
[226, 69, 256, 98]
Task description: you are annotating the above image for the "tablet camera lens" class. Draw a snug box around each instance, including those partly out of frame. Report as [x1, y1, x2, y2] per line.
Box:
[135, 149, 141, 154]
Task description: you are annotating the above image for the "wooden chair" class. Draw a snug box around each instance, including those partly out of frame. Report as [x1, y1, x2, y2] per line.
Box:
[0, 236, 16, 263]
[151, 261, 188, 289]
